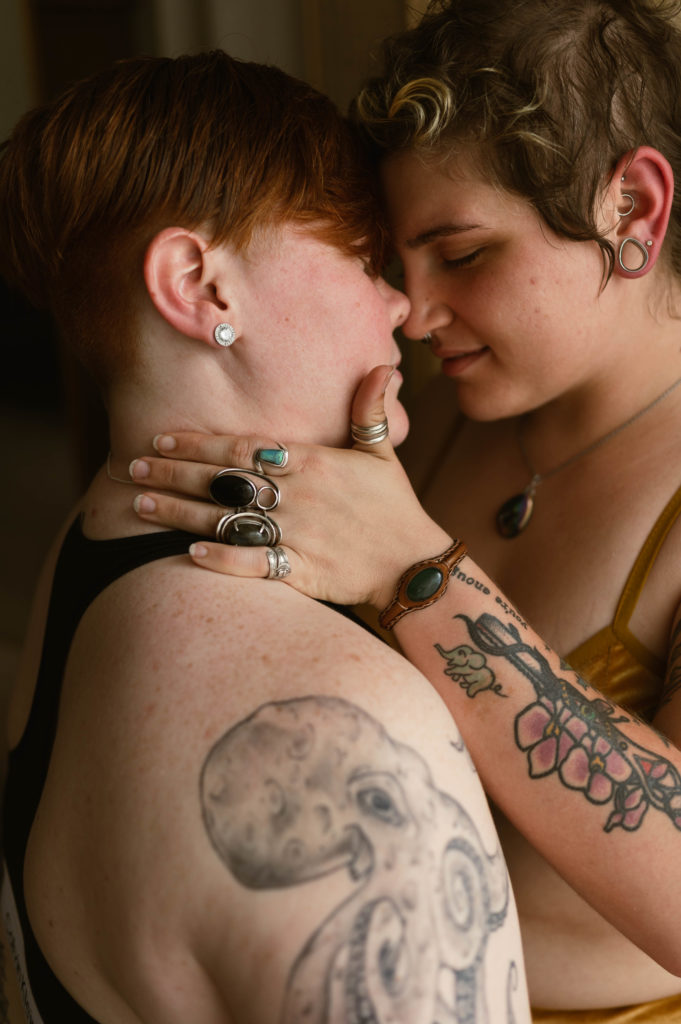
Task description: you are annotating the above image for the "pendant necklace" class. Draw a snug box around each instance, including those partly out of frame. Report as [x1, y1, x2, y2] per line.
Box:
[496, 374, 681, 539]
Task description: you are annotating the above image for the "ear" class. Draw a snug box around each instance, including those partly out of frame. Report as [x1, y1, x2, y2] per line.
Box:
[143, 227, 238, 345]
[609, 147, 674, 278]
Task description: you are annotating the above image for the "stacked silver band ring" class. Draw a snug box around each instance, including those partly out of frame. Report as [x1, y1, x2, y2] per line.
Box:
[210, 467, 281, 546]
[350, 419, 389, 445]
[265, 546, 291, 579]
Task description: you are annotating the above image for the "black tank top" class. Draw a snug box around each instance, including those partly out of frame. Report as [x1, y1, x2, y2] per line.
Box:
[2, 519, 371, 1022]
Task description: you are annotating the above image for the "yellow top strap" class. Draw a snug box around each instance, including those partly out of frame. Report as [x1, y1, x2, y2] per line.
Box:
[614, 479, 681, 640]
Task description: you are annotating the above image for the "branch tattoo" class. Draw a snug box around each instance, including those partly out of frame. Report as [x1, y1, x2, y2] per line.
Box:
[437, 614, 681, 834]
[200, 696, 520, 1024]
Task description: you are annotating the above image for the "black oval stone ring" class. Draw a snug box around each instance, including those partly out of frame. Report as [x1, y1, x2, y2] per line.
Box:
[209, 468, 280, 512]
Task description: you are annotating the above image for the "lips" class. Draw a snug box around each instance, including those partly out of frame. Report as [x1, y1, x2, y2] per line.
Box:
[438, 347, 489, 377]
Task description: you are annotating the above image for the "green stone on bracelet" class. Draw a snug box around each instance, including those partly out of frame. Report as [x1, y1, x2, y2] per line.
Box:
[406, 566, 444, 602]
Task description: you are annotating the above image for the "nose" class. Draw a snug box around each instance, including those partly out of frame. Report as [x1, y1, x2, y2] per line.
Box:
[376, 276, 410, 329]
[400, 271, 451, 342]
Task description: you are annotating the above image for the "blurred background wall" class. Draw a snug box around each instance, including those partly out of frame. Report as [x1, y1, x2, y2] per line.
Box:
[0, 0, 433, 695]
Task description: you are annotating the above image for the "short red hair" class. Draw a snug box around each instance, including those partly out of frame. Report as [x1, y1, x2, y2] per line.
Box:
[0, 52, 388, 384]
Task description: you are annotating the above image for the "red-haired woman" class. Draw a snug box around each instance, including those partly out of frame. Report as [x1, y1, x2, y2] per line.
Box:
[0, 52, 529, 1023]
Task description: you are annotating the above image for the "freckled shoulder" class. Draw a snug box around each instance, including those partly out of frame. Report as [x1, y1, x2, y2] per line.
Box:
[27, 556, 528, 1023]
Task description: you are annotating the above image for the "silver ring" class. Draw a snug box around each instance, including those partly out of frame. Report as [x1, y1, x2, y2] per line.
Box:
[350, 419, 389, 445]
[265, 546, 291, 579]
[617, 193, 636, 218]
[421, 332, 432, 345]
[253, 443, 289, 473]
[216, 510, 282, 546]
[209, 468, 280, 511]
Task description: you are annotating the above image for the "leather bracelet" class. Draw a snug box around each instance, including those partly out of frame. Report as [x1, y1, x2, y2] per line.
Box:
[378, 540, 467, 630]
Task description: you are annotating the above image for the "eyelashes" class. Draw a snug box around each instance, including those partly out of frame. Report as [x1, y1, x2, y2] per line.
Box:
[441, 248, 483, 269]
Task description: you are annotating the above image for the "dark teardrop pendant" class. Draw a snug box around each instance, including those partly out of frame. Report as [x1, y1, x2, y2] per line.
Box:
[496, 491, 534, 538]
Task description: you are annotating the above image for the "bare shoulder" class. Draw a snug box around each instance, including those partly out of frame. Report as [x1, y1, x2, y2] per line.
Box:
[27, 560, 528, 1023]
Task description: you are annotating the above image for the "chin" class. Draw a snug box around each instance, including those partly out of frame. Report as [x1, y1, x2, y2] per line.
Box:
[453, 382, 523, 423]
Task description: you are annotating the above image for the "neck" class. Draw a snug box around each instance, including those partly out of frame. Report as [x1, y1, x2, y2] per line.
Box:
[525, 318, 681, 468]
[105, 358, 244, 473]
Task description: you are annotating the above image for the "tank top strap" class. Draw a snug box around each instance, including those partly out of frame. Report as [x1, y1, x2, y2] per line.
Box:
[614, 479, 681, 637]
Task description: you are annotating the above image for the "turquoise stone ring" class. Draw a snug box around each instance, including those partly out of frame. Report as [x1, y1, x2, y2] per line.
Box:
[254, 443, 289, 471]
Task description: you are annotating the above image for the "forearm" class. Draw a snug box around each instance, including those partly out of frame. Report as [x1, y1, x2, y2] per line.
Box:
[391, 554, 681, 974]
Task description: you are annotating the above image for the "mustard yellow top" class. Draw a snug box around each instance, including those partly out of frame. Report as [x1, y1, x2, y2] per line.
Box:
[565, 482, 681, 720]
[532, 990, 681, 1022]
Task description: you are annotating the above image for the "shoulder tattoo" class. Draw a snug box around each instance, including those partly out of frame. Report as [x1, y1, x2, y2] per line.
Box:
[200, 696, 521, 1023]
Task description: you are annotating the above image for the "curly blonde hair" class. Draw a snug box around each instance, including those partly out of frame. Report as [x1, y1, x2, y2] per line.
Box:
[354, 0, 681, 282]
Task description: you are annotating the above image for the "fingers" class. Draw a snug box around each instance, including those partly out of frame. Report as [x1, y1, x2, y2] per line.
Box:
[150, 431, 293, 475]
[135, 492, 298, 582]
[133, 493, 226, 537]
[350, 365, 397, 457]
[130, 455, 224, 497]
[189, 541, 293, 580]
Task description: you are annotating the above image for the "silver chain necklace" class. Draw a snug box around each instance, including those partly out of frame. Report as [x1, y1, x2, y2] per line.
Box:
[496, 374, 681, 538]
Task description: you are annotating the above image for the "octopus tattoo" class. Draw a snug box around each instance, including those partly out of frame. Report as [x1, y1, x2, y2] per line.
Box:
[200, 696, 513, 1023]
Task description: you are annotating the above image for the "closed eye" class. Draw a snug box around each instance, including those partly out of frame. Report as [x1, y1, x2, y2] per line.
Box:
[442, 248, 483, 269]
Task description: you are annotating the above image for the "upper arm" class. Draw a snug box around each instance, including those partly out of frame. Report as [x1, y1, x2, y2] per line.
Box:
[37, 566, 529, 1023]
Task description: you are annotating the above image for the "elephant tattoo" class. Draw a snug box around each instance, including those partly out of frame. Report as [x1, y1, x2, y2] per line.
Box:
[434, 643, 503, 699]
[200, 696, 511, 1023]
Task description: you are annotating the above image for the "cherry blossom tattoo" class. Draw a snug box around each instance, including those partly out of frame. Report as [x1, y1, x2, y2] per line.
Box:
[201, 696, 522, 1023]
[437, 614, 681, 834]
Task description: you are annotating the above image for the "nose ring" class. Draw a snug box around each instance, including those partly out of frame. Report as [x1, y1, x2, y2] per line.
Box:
[421, 332, 432, 345]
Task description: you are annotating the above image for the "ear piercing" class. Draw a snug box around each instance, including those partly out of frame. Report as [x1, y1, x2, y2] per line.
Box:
[214, 323, 236, 347]
[617, 238, 653, 273]
[617, 193, 635, 218]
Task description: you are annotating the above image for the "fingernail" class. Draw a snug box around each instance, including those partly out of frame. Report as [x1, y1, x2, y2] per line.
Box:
[256, 448, 287, 467]
[129, 458, 150, 480]
[153, 434, 177, 452]
[381, 366, 396, 394]
[189, 543, 208, 558]
[133, 494, 157, 514]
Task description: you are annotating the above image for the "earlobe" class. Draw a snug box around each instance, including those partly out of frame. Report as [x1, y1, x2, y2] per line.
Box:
[612, 146, 674, 278]
[144, 227, 237, 344]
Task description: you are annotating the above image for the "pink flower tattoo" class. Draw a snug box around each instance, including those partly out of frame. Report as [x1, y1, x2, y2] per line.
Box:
[442, 615, 681, 834]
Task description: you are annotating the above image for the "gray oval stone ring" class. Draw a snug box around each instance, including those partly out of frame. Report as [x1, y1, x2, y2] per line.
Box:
[209, 468, 280, 512]
[215, 510, 282, 546]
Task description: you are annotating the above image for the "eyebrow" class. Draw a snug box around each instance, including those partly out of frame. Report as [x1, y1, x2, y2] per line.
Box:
[404, 222, 483, 249]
